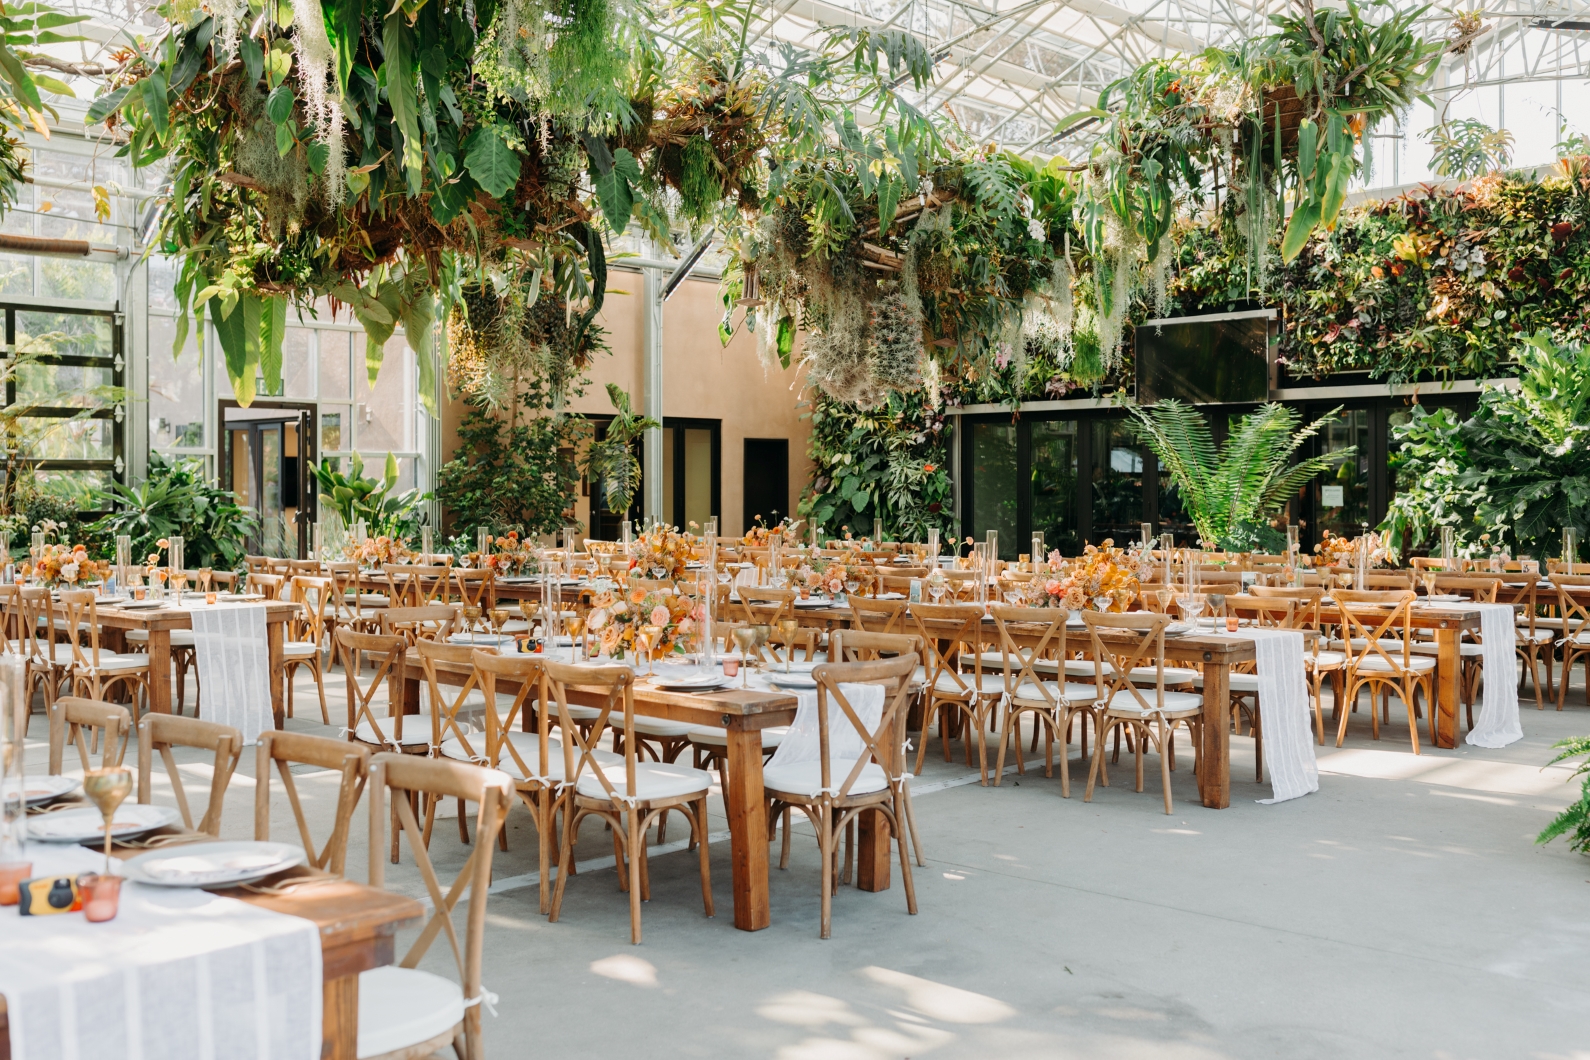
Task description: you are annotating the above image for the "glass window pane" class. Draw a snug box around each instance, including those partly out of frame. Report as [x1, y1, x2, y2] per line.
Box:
[16, 311, 114, 360]
[0, 254, 30, 296]
[969, 421, 1018, 559]
[17, 416, 113, 460]
[39, 259, 116, 303]
[321, 405, 348, 452]
[14, 362, 115, 409]
[1316, 408, 1372, 540]
[354, 337, 411, 453]
[1090, 419, 1145, 546]
[319, 330, 351, 400]
[148, 315, 206, 451]
[1030, 419, 1078, 556]
[281, 327, 313, 399]
[28, 468, 112, 507]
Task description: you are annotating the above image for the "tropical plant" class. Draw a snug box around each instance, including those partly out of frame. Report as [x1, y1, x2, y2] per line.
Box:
[312, 451, 425, 538]
[1378, 404, 1482, 561]
[1426, 118, 1514, 181]
[800, 389, 954, 542]
[582, 385, 656, 516]
[435, 398, 586, 537]
[1537, 736, 1590, 854]
[0, 1, 94, 212]
[1128, 400, 1345, 548]
[86, 454, 259, 570]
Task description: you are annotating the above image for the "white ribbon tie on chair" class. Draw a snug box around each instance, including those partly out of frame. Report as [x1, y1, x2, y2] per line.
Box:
[1242, 627, 1319, 805]
[1465, 602, 1523, 748]
[189, 602, 273, 745]
[767, 682, 885, 796]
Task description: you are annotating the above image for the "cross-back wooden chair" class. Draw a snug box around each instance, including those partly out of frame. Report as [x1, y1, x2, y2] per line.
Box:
[1553, 574, 1590, 711]
[15, 586, 67, 731]
[47, 695, 131, 775]
[907, 601, 1004, 783]
[325, 560, 379, 633]
[385, 563, 451, 608]
[378, 603, 458, 645]
[418, 638, 492, 766]
[58, 589, 150, 712]
[1333, 589, 1432, 753]
[543, 658, 714, 944]
[471, 649, 601, 915]
[336, 626, 430, 753]
[136, 713, 243, 836]
[283, 575, 333, 723]
[453, 568, 493, 612]
[254, 730, 369, 877]
[246, 571, 285, 600]
[1415, 574, 1503, 722]
[763, 654, 920, 938]
[847, 596, 907, 636]
[364, 753, 511, 1060]
[245, 555, 272, 573]
[1081, 611, 1204, 815]
[989, 605, 1100, 797]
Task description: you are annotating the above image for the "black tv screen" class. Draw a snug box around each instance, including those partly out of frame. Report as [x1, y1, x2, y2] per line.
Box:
[1135, 310, 1273, 405]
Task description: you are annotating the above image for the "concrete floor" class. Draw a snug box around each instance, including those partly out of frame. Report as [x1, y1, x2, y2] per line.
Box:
[21, 662, 1590, 1059]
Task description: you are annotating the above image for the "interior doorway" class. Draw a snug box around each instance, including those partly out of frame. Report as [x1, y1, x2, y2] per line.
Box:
[219, 401, 316, 558]
[742, 437, 789, 532]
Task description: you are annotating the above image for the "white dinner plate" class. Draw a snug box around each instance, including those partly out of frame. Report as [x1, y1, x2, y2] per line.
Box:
[1163, 622, 1194, 636]
[794, 597, 835, 608]
[28, 803, 181, 844]
[770, 673, 818, 690]
[651, 672, 730, 692]
[446, 632, 518, 647]
[20, 775, 79, 806]
[122, 840, 307, 888]
[874, 592, 907, 600]
[117, 599, 169, 610]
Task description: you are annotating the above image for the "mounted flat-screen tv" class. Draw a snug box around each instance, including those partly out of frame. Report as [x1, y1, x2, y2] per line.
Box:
[1135, 309, 1275, 405]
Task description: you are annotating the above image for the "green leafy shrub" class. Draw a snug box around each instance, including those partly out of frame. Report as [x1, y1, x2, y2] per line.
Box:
[801, 390, 954, 542]
[1537, 737, 1590, 854]
[313, 452, 426, 539]
[87, 454, 258, 570]
[435, 400, 586, 537]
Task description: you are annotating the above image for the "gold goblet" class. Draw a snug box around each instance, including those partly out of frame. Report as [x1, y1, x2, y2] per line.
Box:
[777, 617, 799, 672]
[564, 611, 586, 661]
[751, 624, 771, 670]
[640, 624, 664, 677]
[731, 627, 758, 688]
[461, 604, 482, 641]
[82, 766, 133, 874]
[488, 607, 509, 633]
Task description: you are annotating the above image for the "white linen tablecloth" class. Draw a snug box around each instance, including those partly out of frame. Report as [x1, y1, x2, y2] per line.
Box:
[188, 603, 273, 745]
[0, 844, 321, 1060]
[1237, 627, 1319, 805]
[1465, 602, 1523, 748]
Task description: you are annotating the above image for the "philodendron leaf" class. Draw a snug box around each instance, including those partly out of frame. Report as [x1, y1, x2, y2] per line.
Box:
[464, 126, 520, 199]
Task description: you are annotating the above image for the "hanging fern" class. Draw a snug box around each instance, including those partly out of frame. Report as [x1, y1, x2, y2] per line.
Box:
[1537, 736, 1590, 854]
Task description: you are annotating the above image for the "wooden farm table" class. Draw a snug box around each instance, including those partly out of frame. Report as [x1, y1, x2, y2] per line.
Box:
[1232, 595, 1484, 750]
[94, 599, 300, 726]
[0, 828, 422, 1060]
[398, 653, 846, 931]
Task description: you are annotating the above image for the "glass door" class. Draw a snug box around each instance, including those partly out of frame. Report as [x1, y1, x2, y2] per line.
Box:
[219, 403, 313, 557]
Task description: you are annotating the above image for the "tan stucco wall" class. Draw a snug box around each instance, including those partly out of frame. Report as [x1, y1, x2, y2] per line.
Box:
[439, 270, 811, 539]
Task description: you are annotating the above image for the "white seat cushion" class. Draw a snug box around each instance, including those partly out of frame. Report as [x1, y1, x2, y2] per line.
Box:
[1409, 641, 1484, 657]
[357, 966, 463, 1060]
[1009, 681, 1100, 706]
[352, 593, 390, 607]
[1530, 616, 1567, 629]
[763, 758, 888, 797]
[1562, 630, 1590, 646]
[575, 761, 710, 802]
[76, 654, 149, 673]
[687, 725, 788, 750]
[353, 718, 433, 746]
[1516, 629, 1554, 644]
[443, 731, 619, 781]
[1353, 654, 1437, 673]
[124, 629, 197, 647]
[930, 671, 1007, 697]
[1127, 666, 1199, 685]
[628, 716, 698, 739]
[1099, 688, 1203, 716]
[282, 641, 321, 659]
[1307, 650, 1347, 669]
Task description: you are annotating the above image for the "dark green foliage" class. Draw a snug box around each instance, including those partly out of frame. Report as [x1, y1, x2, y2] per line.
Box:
[312, 452, 427, 539]
[581, 384, 655, 515]
[1537, 736, 1590, 854]
[86, 454, 259, 571]
[435, 399, 586, 537]
[801, 390, 954, 542]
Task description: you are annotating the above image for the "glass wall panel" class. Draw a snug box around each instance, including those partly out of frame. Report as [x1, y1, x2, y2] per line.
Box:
[149, 316, 205, 451]
[354, 337, 410, 453]
[17, 417, 113, 460]
[1316, 408, 1372, 539]
[281, 327, 314, 399]
[16, 311, 113, 358]
[1089, 420, 1145, 545]
[319, 330, 352, 401]
[1029, 419, 1078, 555]
[968, 421, 1018, 558]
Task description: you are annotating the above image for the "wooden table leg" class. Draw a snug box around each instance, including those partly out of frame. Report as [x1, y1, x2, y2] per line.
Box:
[1434, 627, 1460, 749]
[724, 722, 771, 931]
[269, 619, 285, 729]
[856, 712, 895, 892]
[147, 628, 172, 715]
[1200, 659, 1231, 809]
[323, 973, 358, 1060]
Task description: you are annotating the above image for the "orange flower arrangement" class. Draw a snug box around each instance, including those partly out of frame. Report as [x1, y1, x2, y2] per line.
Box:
[24, 543, 108, 586]
[583, 587, 699, 659]
[1025, 540, 1146, 611]
[633, 525, 692, 581]
[345, 535, 414, 567]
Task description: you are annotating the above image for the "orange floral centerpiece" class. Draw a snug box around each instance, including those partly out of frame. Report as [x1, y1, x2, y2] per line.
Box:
[583, 586, 700, 660]
[742, 516, 800, 549]
[23, 543, 107, 587]
[345, 535, 413, 567]
[487, 531, 535, 576]
[633, 525, 692, 581]
[810, 548, 872, 596]
[1025, 540, 1149, 611]
[1314, 529, 1385, 568]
